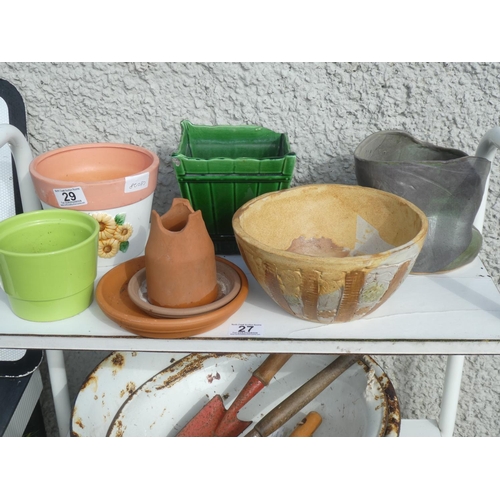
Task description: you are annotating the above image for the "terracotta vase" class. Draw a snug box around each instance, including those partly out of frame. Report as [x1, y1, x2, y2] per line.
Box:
[144, 198, 218, 309]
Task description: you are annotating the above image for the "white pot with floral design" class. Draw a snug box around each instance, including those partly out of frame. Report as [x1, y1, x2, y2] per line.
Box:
[29, 143, 159, 267]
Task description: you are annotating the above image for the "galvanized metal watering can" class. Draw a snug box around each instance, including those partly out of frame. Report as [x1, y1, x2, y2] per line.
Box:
[354, 128, 500, 273]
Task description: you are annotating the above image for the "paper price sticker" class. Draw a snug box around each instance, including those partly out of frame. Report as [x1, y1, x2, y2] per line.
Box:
[125, 172, 149, 193]
[53, 187, 88, 207]
[229, 323, 264, 336]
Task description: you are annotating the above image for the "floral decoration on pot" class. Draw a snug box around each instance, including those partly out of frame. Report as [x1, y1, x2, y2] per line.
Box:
[92, 212, 133, 259]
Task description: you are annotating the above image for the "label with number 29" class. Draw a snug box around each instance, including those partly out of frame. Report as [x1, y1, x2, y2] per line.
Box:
[53, 187, 88, 207]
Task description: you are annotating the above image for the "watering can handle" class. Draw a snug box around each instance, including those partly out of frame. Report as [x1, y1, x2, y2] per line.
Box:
[476, 127, 500, 163]
[474, 127, 500, 233]
[0, 124, 40, 213]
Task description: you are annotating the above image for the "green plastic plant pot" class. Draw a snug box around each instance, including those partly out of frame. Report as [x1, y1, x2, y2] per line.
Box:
[172, 120, 296, 253]
[8, 284, 95, 322]
[0, 209, 99, 321]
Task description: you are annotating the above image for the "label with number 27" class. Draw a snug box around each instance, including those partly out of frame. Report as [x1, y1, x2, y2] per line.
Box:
[229, 323, 264, 336]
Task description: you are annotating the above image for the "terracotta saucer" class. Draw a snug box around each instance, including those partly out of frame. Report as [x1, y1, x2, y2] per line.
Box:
[95, 256, 248, 338]
[127, 260, 242, 319]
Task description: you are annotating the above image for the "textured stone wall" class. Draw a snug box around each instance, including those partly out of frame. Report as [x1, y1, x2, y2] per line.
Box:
[2, 62, 500, 436]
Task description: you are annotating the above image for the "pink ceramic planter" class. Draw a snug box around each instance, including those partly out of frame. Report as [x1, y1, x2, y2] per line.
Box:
[29, 143, 160, 267]
[29, 143, 159, 210]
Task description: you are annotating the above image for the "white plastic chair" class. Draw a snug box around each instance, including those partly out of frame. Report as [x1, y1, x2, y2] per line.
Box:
[0, 80, 71, 436]
[0, 79, 45, 436]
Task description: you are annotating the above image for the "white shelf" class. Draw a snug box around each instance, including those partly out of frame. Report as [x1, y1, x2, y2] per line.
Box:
[1, 255, 500, 355]
[2, 254, 498, 437]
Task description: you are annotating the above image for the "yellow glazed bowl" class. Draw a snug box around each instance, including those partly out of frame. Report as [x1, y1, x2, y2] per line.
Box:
[232, 184, 428, 323]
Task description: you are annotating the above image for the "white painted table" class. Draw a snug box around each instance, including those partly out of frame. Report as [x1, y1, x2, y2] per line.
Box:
[1, 254, 499, 437]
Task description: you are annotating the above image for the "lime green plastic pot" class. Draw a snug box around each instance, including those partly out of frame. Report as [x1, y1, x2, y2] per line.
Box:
[0, 209, 99, 321]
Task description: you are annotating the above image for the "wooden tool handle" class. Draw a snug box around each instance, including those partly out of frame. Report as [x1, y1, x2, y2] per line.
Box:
[246, 354, 362, 437]
[290, 411, 322, 437]
[253, 353, 293, 386]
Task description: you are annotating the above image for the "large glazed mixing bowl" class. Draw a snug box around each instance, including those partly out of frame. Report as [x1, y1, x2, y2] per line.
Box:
[232, 184, 428, 323]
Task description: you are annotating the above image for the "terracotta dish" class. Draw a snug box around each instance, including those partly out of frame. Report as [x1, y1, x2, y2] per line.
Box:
[95, 256, 248, 338]
[232, 183, 428, 324]
[127, 260, 241, 318]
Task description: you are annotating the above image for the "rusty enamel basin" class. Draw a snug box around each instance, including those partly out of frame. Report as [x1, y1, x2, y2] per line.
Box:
[71, 351, 189, 437]
[72, 352, 400, 437]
